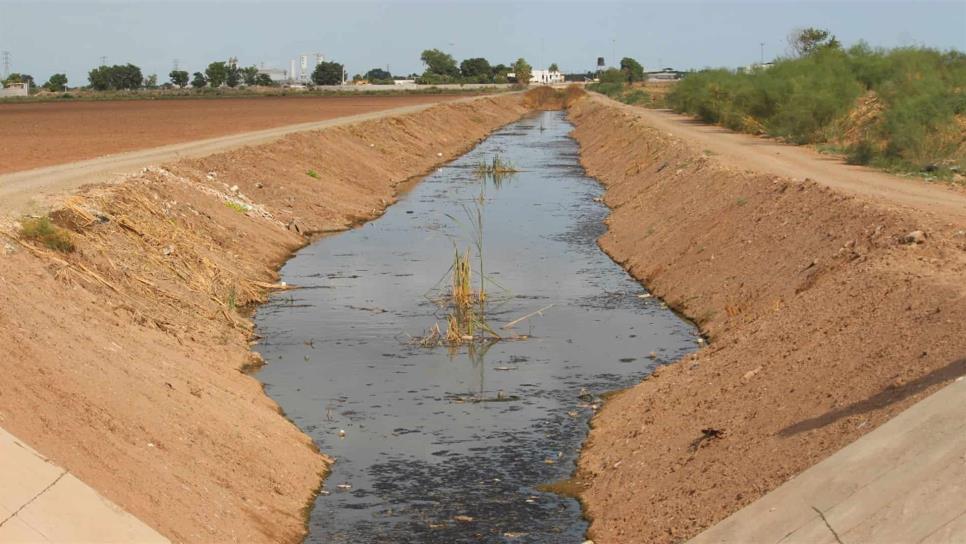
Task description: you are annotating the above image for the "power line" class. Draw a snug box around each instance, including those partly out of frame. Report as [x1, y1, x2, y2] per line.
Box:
[1, 51, 10, 78]
[173, 58, 180, 71]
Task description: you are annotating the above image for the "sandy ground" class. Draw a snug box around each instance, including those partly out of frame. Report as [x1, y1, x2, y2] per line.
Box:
[0, 94, 528, 542]
[569, 95, 966, 543]
[0, 95, 471, 174]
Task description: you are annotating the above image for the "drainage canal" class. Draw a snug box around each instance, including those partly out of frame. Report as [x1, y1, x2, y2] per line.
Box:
[255, 111, 698, 543]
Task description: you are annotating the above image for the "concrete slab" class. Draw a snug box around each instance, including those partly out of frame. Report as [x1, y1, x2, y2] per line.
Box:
[0, 428, 168, 543]
[689, 376, 966, 544]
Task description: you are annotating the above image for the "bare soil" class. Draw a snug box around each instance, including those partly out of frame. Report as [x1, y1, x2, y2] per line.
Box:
[0, 94, 527, 542]
[568, 95, 966, 543]
[0, 95, 470, 174]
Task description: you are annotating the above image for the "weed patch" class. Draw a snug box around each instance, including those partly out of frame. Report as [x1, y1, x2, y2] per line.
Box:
[19, 216, 75, 252]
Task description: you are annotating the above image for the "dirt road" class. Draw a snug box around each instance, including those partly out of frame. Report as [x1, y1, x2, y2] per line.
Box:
[0, 98, 476, 220]
[609, 100, 966, 221]
[0, 94, 470, 175]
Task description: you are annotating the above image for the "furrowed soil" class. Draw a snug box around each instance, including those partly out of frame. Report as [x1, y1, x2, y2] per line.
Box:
[568, 95, 966, 543]
[0, 94, 527, 542]
[0, 94, 473, 174]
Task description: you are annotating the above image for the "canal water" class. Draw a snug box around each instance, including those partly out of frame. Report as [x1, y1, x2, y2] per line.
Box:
[254, 111, 697, 543]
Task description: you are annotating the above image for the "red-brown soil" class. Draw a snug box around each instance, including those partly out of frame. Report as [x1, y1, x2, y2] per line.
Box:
[0, 94, 527, 542]
[0, 94, 471, 174]
[568, 96, 966, 543]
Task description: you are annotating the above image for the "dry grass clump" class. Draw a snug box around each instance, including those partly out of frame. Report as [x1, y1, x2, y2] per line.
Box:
[523, 85, 587, 110]
[19, 216, 75, 253]
[474, 155, 517, 178]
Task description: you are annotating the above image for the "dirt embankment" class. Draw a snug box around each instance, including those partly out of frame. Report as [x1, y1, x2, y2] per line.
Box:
[0, 94, 527, 542]
[567, 97, 966, 543]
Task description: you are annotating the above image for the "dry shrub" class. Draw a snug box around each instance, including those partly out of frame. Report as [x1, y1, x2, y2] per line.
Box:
[19, 216, 75, 253]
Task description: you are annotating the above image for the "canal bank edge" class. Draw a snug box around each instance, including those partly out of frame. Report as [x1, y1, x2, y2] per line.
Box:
[0, 93, 528, 542]
[567, 94, 966, 543]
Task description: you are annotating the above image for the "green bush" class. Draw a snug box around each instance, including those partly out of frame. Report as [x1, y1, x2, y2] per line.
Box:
[667, 44, 965, 174]
[19, 216, 75, 252]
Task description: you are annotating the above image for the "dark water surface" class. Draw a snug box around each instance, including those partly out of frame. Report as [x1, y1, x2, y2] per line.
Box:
[254, 111, 698, 543]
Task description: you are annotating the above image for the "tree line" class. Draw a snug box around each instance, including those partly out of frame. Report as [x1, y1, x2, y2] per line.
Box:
[4, 49, 560, 95]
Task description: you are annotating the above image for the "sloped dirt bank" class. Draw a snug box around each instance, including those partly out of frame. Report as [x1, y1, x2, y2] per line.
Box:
[567, 96, 966, 543]
[0, 94, 527, 542]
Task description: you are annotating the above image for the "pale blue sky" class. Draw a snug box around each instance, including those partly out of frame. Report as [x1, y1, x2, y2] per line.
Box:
[1, 1, 964, 84]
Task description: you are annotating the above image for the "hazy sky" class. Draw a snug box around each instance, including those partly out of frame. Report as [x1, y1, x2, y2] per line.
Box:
[1, 1, 964, 84]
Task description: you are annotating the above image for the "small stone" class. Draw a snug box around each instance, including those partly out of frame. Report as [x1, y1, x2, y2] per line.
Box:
[161, 245, 175, 256]
[2, 242, 16, 255]
[229, 185, 240, 193]
[900, 230, 926, 244]
[255, 182, 264, 189]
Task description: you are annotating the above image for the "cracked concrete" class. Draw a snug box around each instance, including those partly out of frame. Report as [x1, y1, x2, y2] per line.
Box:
[0, 428, 167, 543]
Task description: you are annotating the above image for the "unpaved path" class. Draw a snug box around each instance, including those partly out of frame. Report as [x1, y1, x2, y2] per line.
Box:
[0, 99, 473, 220]
[606, 98, 966, 221]
[0, 95, 472, 174]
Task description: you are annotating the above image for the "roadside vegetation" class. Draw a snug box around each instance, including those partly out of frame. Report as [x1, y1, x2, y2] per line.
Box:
[586, 57, 663, 107]
[665, 29, 966, 180]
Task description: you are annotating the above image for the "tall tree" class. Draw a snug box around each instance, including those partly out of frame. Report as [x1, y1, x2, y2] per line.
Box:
[513, 58, 533, 85]
[548, 63, 559, 72]
[312, 61, 344, 85]
[190, 72, 207, 89]
[460, 57, 492, 81]
[787, 27, 840, 57]
[43, 73, 68, 92]
[255, 73, 274, 86]
[88, 66, 111, 90]
[240, 66, 259, 86]
[225, 64, 241, 88]
[169, 70, 189, 88]
[205, 62, 229, 87]
[620, 57, 645, 82]
[420, 49, 459, 77]
[364, 68, 392, 82]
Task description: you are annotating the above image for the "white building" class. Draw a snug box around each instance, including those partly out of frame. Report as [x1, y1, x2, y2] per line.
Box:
[0, 82, 29, 98]
[530, 69, 564, 85]
[507, 69, 564, 85]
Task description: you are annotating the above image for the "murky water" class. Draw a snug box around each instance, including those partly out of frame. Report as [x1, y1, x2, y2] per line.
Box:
[255, 111, 698, 543]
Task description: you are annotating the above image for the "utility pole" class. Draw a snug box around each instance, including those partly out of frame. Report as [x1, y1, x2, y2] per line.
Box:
[99, 55, 108, 66]
[760, 42, 765, 65]
[611, 39, 616, 68]
[173, 58, 180, 71]
[1, 51, 10, 78]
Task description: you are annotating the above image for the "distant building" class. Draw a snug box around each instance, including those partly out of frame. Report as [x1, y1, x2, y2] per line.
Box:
[393, 79, 416, 86]
[0, 82, 29, 98]
[257, 68, 289, 83]
[507, 69, 564, 85]
[737, 62, 774, 74]
[647, 68, 684, 81]
[531, 69, 564, 85]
